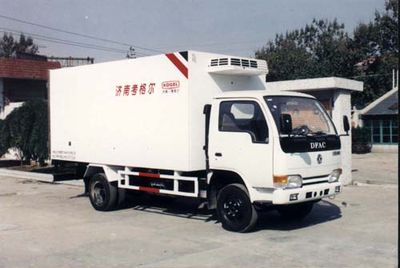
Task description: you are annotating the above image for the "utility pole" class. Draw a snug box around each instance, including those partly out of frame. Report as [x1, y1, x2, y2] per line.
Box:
[126, 46, 136, 59]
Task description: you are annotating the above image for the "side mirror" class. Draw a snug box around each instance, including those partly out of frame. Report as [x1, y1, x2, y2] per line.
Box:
[343, 115, 350, 135]
[280, 114, 292, 134]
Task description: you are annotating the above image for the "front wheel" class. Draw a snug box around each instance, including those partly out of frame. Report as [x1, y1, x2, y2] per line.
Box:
[89, 173, 118, 211]
[216, 183, 258, 232]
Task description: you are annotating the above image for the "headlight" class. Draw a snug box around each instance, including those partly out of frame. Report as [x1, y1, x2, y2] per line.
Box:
[328, 168, 342, 183]
[273, 175, 302, 189]
[287, 175, 303, 188]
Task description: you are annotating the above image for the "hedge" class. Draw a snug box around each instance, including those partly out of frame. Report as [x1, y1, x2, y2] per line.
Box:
[0, 100, 48, 164]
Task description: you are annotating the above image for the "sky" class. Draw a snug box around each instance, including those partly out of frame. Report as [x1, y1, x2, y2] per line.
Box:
[0, 0, 386, 62]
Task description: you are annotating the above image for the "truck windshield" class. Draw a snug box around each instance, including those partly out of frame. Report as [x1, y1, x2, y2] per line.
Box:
[264, 96, 337, 136]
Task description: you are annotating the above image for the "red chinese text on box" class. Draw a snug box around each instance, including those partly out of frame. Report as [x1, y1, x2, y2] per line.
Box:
[115, 82, 156, 96]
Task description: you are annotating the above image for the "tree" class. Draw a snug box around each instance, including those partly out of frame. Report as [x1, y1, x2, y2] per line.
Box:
[255, 19, 360, 82]
[255, 0, 398, 107]
[0, 119, 8, 157]
[352, 126, 372, 154]
[351, 0, 398, 107]
[0, 100, 48, 165]
[0, 33, 39, 57]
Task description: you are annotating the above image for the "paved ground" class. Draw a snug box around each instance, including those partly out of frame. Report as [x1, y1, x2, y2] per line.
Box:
[352, 152, 398, 185]
[0, 165, 398, 268]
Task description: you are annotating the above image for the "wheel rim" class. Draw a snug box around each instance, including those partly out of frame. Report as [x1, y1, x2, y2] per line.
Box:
[91, 181, 106, 207]
[222, 195, 246, 223]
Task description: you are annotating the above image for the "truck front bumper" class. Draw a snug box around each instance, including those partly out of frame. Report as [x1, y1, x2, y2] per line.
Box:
[271, 182, 342, 205]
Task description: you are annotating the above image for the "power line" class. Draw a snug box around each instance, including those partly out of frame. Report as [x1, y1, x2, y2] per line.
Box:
[0, 30, 126, 55]
[1, 28, 125, 53]
[0, 13, 164, 54]
[0, 28, 149, 56]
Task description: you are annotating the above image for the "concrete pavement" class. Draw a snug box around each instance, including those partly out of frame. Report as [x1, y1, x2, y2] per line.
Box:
[352, 152, 398, 185]
[0, 174, 397, 268]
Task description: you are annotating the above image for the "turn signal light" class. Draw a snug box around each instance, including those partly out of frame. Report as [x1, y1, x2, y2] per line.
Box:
[274, 175, 303, 189]
[273, 175, 288, 188]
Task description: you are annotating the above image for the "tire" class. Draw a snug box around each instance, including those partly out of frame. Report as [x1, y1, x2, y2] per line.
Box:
[117, 188, 126, 207]
[277, 202, 314, 220]
[216, 183, 258, 232]
[89, 173, 118, 211]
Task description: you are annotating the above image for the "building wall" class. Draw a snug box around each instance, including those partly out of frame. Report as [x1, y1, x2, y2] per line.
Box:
[371, 144, 398, 153]
[296, 89, 352, 184]
[3, 78, 47, 102]
[332, 90, 352, 185]
[0, 58, 60, 80]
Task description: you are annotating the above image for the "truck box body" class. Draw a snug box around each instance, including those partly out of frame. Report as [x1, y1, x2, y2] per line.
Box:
[50, 51, 268, 171]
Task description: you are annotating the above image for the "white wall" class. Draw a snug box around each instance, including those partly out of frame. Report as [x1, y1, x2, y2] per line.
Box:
[372, 144, 398, 153]
[332, 90, 352, 185]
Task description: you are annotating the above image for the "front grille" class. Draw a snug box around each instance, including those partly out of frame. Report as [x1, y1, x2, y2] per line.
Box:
[303, 180, 329, 186]
[303, 174, 329, 180]
[302, 174, 329, 186]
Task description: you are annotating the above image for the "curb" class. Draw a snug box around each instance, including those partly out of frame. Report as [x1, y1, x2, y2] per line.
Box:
[0, 168, 85, 187]
[57, 180, 84, 187]
[352, 181, 398, 187]
[0, 168, 54, 182]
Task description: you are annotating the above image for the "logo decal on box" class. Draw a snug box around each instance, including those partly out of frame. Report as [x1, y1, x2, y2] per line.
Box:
[162, 80, 180, 94]
[162, 80, 180, 89]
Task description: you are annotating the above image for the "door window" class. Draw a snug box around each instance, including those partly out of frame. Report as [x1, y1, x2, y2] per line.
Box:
[219, 101, 268, 143]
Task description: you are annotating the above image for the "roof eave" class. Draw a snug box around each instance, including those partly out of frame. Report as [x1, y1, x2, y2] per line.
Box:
[266, 77, 363, 92]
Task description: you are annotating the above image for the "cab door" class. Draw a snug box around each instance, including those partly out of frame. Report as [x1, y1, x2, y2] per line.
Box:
[208, 98, 273, 188]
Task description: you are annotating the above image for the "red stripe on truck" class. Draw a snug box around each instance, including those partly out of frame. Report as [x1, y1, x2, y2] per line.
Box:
[165, 53, 188, 78]
[139, 186, 160, 193]
[139, 172, 160, 178]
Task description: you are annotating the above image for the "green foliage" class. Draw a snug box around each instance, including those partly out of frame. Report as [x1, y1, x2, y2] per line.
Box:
[352, 126, 372, 154]
[351, 0, 398, 107]
[0, 33, 39, 58]
[255, 0, 399, 107]
[0, 119, 8, 156]
[255, 19, 360, 82]
[0, 100, 48, 164]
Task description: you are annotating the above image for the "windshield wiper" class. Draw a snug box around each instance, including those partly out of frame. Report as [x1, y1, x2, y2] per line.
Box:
[309, 131, 328, 136]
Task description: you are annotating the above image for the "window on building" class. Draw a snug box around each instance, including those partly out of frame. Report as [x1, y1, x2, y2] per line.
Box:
[365, 118, 398, 144]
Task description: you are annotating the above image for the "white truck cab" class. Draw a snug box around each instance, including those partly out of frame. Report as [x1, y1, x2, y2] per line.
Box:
[209, 91, 341, 201]
[205, 90, 344, 231]
[50, 51, 348, 232]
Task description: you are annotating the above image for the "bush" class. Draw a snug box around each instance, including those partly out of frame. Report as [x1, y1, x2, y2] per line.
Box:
[0, 100, 48, 164]
[352, 126, 372, 154]
[0, 119, 8, 157]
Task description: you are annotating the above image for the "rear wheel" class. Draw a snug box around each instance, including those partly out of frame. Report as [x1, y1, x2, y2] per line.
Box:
[89, 173, 117, 211]
[216, 183, 258, 232]
[277, 202, 314, 220]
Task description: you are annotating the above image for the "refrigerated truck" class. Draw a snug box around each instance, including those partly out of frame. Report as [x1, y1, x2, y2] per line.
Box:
[50, 51, 348, 232]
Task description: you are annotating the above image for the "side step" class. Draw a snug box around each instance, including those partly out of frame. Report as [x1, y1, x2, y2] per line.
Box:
[117, 168, 202, 198]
